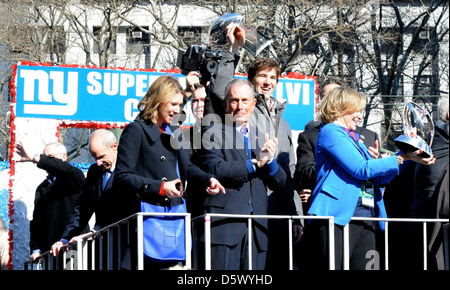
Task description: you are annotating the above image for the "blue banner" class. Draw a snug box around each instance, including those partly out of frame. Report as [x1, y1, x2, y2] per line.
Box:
[15, 64, 316, 130]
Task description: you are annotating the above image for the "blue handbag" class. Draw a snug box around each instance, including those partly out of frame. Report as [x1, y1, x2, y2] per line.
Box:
[140, 199, 188, 262]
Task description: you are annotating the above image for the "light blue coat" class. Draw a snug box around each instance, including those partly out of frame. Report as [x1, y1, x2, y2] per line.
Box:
[308, 123, 400, 229]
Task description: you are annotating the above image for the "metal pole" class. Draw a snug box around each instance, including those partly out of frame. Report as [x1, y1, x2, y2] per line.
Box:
[117, 225, 122, 270]
[185, 214, 192, 269]
[288, 218, 293, 270]
[343, 223, 350, 270]
[63, 247, 69, 270]
[328, 218, 335, 270]
[248, 218, 253, 270]
[98, 234, 103, 270]
[137, 214, 144, 270]
[384, 221, 389, 270]
[107, 229, 113, 270]
[423, 222, 427, 270]
[91, 237, 96, 270]
[82, 238, 88, 270]
[74, 239, 83, 270]
[204, 214, 212, 270]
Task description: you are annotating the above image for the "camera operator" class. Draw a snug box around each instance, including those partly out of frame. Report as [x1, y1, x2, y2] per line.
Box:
[184, 23, 244, 122]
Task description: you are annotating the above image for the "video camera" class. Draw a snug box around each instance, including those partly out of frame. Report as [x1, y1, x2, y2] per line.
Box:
[177, 13, 273, 83]
[177, 45, 223, 83]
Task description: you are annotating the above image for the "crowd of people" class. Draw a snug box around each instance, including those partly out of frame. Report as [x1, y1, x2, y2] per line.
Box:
[4, 23, 448, 271]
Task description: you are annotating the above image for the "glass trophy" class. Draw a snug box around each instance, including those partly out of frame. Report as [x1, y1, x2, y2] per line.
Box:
[208, 13, 273, 56]
[394, 102, 434, 157]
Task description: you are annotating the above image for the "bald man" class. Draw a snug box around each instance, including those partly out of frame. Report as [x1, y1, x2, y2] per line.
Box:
[51, 129, 125, 256]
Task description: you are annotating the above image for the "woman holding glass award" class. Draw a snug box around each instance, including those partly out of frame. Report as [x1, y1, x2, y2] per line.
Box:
[304, 87, 436, 270]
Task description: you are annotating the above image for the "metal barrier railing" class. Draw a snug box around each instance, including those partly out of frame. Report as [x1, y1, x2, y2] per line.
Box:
[24, 212, 191, 270]
[23, 213, 448, 270]
[347, 217, 449, 270]
[198, 214, 336, 270]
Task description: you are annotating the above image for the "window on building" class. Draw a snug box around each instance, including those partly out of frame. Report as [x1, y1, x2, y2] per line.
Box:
[415, 75, 434, 96]
[177, 26, 205, 46]
[45, 26, 66, 55]
[379, 27, 402, 56]
[126, 26, 150, 54]
[93, 26, 116, 54]
[412, 26, 435, 55]
[328, 30, 355, 56]
[300, 29, 320, 55]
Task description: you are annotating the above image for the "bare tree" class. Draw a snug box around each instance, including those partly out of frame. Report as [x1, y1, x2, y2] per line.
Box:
[0, 0, 448, 158]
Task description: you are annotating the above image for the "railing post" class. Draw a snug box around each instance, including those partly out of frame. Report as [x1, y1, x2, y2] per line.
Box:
[185, 214, 192, 269]
[343, 223, 350, 270]
[328, 217, 335, 270]
[107, 228, 113, 270]
[248, 218, 253, 270]
[81, 237, 88, 270]
[91, 237, 96, 270]
[47, 255, 52, 270]
[74, 239, 83, 270]
[204, 214, 212, 270]
[288, 217, 293, 270]
[423, 222, 427, 270]
[117, 224, 122, 270]
[384, 221, 389, 270]
[137, 213, 144, 270]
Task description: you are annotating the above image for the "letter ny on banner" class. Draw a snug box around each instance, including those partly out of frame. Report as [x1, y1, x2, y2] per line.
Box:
[13, 62, 317, 130]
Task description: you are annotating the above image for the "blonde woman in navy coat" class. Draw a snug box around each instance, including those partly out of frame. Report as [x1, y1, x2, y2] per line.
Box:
[114, 75, 225, 269]
[306, 87, 436, 270]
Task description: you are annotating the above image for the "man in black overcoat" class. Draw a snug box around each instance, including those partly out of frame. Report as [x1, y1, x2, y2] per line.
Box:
[15, 141, 86, 261]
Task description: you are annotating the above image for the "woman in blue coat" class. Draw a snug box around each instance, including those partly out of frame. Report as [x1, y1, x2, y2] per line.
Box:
[306, 87, 435, 270]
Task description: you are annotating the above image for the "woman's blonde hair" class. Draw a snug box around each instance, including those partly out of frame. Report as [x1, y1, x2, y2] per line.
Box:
[138, 75, 184, 123]
[319, 87, 366, 124]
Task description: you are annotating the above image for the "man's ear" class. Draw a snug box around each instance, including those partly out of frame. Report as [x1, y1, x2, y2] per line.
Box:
[111, 142, 118, 152]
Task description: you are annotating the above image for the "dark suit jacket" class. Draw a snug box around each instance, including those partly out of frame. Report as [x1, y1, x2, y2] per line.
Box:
[61, 163, 124, 241]
[113, 115, 213, 217]
[194, 123, 290, 250]
[411, 120, 449, 219]
[30, 155, 86, 253]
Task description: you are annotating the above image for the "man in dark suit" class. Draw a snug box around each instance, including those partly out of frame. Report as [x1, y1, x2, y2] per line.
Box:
[195, 78, 291, 270]
[51, 129, 123, 256]
[15, 141, 86, 261]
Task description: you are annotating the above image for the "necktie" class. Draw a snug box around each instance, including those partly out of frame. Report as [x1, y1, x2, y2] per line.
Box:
[102, 170, 111, 190]
[46, 175, 55, 184]
[240, 126, 251, 159]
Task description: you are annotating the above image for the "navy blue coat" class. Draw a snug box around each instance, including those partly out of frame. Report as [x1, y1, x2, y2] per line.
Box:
[114, 115, 213, 217]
